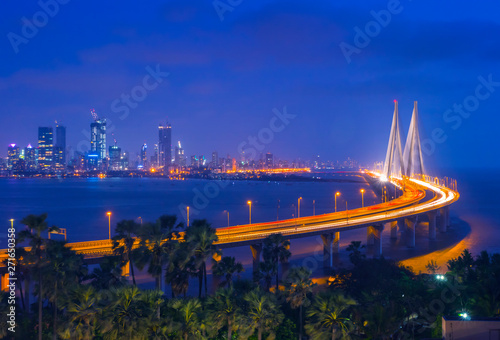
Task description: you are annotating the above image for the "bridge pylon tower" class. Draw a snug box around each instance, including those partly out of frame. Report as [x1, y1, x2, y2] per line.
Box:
[403, 101, 425, 177]
[383, 100, 405, 180]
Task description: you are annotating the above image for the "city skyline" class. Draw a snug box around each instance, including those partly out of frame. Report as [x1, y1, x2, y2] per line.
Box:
[1, 1, 499, 170]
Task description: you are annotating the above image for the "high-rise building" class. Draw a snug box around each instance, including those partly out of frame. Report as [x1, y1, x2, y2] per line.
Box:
[265, 152, 274, 169]
[140, 143, 148, 168]
[174, 141, 186, 166]
[7, 144, 20, 170]
[158, 123, 172, 168]
[38, 127, 54, 170]
[90, 118, 106, 167]
[121, 151, 129, 170]
[55, 124, 66, 167]
[212, 151, 219, 168]
[190, 155, 198, 168]
[109, 145, 122, 170]
[24, 144, 37, 170]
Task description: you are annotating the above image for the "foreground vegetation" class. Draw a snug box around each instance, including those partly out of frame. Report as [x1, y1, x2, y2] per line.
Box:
[2, 213, 500, 339]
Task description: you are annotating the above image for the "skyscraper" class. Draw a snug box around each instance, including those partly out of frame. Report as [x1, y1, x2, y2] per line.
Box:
[109, 145, 122, 170]
[140, 143, 148, 168]
[265, 152, 274, 169]
[55, 123, 66, 167]
[24, 144, 37, 170]
[38, 127, 53, 170]
[7, 144, 20, 170]
[158, 123, 172, 168]
[212, 151, 219, 168]
[90, 118, 106, 167]
[175, 141, 186, 166]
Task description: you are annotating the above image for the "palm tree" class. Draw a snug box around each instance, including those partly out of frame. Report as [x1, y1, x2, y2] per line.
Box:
[258, 260, 277, 291]
[305, 292, 356, 340]
[165, 242, 196, 298]
[136, 215, 182, 291]
[89, 256, 127, 290]
[262, 233, 291, 290]
[185, 219, 220, 298]
[18, 213, 56, 340]
[102, 285, 145, 339]
[140, 289, 167, 334]
[206, 287, 240, 339]
[169, 298, 203, 340]
[285, 267, 315, 340]
[346, 241, 365, 266]
[212, 256, 244, 288]
[112, 219, 141, 285]
[43, 239, 87, 340]
[60, 285, 101, 339]
[243, 288, 284, 340]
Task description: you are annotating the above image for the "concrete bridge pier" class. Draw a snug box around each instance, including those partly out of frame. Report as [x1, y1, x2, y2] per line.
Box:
[438, 208, 447, 233]
[211, 252, 222, 292]
[1, 273, 9, 291]
[280, 241, 291, 281]
[389, 221, 398, 240]
[121, 261, 130, 278]
[332, 232, 340, 254]
[250, 243, 262, 281]
[427, 211, 437, 240]
[372, 224, 384, 257]
[321, 233, 333, 270]
[405, 217, 416, 248]
[367, 226, 375, 246]
[444, 206, 450, 228]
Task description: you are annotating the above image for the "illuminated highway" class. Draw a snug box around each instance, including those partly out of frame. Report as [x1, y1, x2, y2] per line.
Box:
[0, 172, 459, 266]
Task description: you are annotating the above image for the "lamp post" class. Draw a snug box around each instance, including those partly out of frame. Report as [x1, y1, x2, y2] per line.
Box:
[346, 201, 348, 223]
[277, 199, 280, 221]
[247, 201, 252, 224]
[223, 210, 229, 228]
[138, 216, 143, 225]
[313, 200, 316, 216]
[106, 212, 112, 240]
[360, 189, 365, 208]
[187, 206, 190, 227]
[335, 192, 340, 212]
[298, 197, 302, 218]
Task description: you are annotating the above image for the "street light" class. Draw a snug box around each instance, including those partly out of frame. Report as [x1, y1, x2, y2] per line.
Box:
[297, 197, 302, 218]
[138, 216, 143, 225]
[247, 201, 252, 224]
[346, 201, 348, 223]
[223, 210, 229, 228]
[106, 212, 112, 240]
[360, 189, 365, 207]
[187, 206, 190, 227]
[276, 199, 280, 221]
[313, 200, 316, 216]
[335, 192, 341, 212]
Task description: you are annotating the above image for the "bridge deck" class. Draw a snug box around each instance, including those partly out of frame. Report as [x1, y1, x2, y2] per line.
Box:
[0, 174, 459, 266]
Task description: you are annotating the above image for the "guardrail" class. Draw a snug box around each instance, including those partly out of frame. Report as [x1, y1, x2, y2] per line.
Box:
[0, 173, 459, 266]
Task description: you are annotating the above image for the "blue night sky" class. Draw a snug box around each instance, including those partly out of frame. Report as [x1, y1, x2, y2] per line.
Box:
[1, 0, 499, 172]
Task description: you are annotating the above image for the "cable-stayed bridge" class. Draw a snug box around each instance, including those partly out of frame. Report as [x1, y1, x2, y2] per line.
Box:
[0, 102, 459, 288]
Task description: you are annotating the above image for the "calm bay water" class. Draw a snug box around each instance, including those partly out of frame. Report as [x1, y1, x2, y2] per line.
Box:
[1, 169, 499, 265]
[0, 174, 375, 245]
